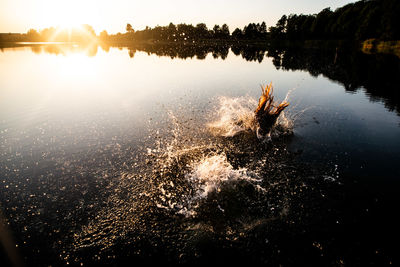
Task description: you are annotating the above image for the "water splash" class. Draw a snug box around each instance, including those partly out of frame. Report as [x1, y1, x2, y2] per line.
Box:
[207, 95, 293, 140]
[270, 111, 294, 138]
[68, 89, 338, 265]
[207, 96, 257, 137]
[187, 154, 263, 198]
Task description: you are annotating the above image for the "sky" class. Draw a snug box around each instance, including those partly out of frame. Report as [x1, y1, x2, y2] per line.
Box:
[0, 0, 357, 34]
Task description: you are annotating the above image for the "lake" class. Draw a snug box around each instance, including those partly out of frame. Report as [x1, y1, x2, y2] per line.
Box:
[0, 42, 399, 266]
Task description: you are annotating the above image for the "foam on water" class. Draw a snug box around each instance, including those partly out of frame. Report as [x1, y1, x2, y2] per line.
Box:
[154, 152, 267, 217]
[207, 96, 258, 137]
[186, 154, 262, 199]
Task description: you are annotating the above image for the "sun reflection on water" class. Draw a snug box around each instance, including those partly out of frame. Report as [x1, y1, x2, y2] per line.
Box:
[54, 53, 99, 81]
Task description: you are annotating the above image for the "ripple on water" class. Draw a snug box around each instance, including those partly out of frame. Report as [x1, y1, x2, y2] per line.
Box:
[60, 96, 341, 265]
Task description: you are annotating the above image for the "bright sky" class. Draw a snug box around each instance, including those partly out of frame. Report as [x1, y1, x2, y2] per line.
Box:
[0, 0, 356, 34]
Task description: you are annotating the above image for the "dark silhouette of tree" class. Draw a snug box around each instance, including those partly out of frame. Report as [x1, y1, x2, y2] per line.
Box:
[269, 15, 287, 39]
[260, 22, 267, 34]
[5, 0, 398, 44]
[126, 23, 134, 33]
[310, 8, 332, 39]
[195, 23, 210, 39]
[269, 0, 399, 40]
[221, 24, 230, 39]
[212, 25, 221, 38]
[232, 28, 243, 40]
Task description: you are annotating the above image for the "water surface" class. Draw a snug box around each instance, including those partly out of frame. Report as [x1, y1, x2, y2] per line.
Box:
[0, 43, 399, 266]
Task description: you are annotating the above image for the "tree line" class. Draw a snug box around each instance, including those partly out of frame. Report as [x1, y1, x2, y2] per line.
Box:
[0, 25, 97, 43]
[268, 0, 400, 40]
[99, 21, 271, 43]
[98, 0, 400, 42]
[1, 0, 399, 43]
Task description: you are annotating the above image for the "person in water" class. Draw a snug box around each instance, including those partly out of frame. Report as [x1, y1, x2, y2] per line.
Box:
[254, 83, 289, 140]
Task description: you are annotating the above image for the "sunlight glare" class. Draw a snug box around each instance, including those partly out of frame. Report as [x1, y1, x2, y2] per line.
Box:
[36, 0, 101, 33]
[55, 52, 98, 84]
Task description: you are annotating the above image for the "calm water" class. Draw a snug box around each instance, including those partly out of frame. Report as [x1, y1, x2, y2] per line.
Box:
[0, 43, 399, 266]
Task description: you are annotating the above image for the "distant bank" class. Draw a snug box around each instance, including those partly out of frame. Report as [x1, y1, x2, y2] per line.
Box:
[1, 0, 399, 44]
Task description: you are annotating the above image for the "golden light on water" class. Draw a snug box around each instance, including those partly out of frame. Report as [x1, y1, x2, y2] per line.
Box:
[55, 52, 98, 80]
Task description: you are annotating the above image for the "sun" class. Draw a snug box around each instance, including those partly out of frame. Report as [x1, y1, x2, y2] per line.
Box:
[36, 0, 101, 33]
[57, 21, 85, 32]
[54, 2, 92, 29]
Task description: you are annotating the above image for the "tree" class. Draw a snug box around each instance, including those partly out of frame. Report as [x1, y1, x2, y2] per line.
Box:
[126, 23, 134, 33]
[195, 23, 209, 39]
[221, 24, 230, 38]
[212, 25, 221, 38]
[27, 29, 40, 41]
[260, 22, 267, 34]
[276, 15, 287, 33]
[166, 23, 177, 41]
[232, 28, 243, 39]
[243, 23, 257, 39]
[310, 8, 332, 39]
[99, 30, 108, 40]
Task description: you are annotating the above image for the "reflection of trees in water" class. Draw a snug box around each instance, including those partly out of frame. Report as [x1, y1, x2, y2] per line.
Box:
[231, 44, 266, 63]
[126, 43, 230, 60]
[123, 42, 399, 116]
[86, 45, 98, 57]
[268, 45, 400, 115]
[28, 44, 99, 57]
[30, 46, 42, 54]
[44, 45, 66, 55]
[99, 42, 110, 53]
[123, 43, 265, 62]
[5, 42, 398, 116]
